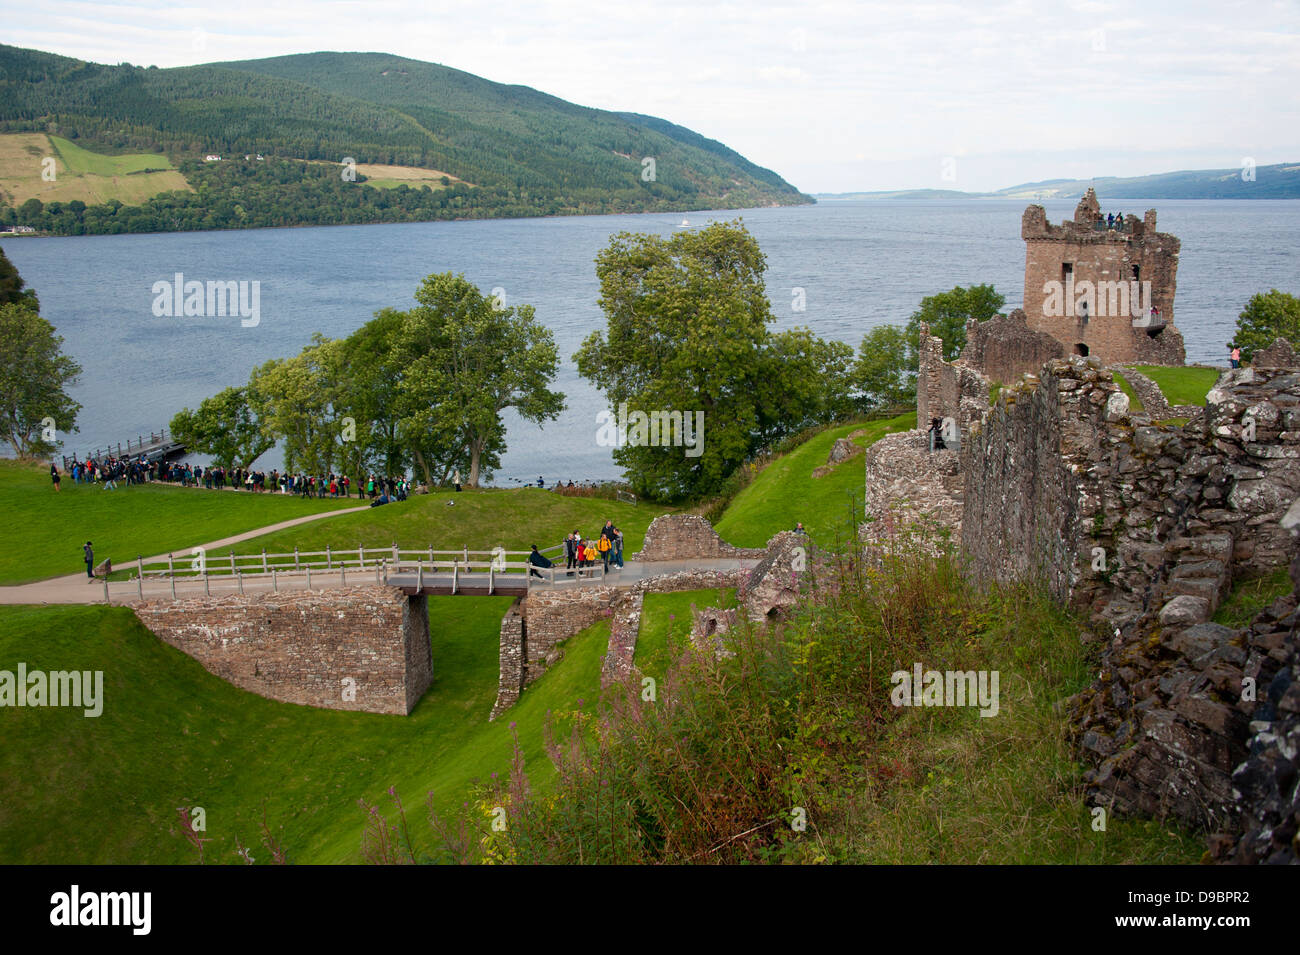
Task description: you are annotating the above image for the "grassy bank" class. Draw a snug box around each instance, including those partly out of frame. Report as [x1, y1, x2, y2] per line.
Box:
[714, 413, 914, 547]
[0, 598, 610, 863]
[0, 419, 1213, 865]
[218, 486, 668, 565]
[433, 526, 1205, 864]
[0, 460, 359, 584]
[1135, 365, 1220, 406]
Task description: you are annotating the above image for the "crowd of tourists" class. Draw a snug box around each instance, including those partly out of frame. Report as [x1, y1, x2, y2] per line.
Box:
[523, 521, 625, 580]
[566, 521, 624, 575]
[53, 455, 146, 490]
[50, 455, 413, 503]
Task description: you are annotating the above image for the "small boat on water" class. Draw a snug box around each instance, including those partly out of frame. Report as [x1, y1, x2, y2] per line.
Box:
[676, 218, 690, 228]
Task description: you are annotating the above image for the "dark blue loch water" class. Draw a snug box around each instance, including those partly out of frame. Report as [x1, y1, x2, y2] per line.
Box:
[5, 198, 1297, 482]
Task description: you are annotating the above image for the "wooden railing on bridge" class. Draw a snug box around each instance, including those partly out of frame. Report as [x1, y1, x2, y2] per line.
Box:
[101, 540, 610, 602]
[63, 429, 184, 469]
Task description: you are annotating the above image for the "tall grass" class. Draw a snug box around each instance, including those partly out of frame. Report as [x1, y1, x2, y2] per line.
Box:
[401, 515, 1204, 864]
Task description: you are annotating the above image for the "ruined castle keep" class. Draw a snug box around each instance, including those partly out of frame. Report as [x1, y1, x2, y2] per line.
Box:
[1021, 188, 1185, 366]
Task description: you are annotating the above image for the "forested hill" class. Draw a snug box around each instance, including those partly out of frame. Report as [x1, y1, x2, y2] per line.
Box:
[0, 45, 809, 234]
[210, 52, 798, 198]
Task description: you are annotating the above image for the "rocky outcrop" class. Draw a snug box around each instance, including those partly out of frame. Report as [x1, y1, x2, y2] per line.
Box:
[1072, 600, 1296, 831]
[827, 437, 864, 465]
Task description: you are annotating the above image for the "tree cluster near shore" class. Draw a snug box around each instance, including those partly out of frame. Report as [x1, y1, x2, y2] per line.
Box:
[0, 246, 81, 458]
[171, 273, 564, 488]
[577, 221, 858, 499]
[853, 283, 1007, 417]
[1233, 289, 1300, 361]
[169, 226, 1004, 500]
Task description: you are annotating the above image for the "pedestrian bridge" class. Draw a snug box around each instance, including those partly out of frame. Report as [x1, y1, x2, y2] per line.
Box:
[97, 542, 748, 605]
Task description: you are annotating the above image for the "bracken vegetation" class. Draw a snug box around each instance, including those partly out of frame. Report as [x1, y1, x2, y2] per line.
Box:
[363, 517, 1204, 864]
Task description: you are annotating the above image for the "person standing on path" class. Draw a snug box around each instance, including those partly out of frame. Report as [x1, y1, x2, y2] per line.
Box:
[83, 541, 94, 580]
[613, 527, 624, 568]
[564, 531, 577, 576]
[597, 532, 611, 572]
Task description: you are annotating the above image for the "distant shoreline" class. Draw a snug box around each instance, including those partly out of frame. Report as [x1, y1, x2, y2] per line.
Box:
[0, 200, 814, 242]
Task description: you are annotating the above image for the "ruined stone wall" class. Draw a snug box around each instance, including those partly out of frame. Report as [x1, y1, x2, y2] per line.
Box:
[490, 566, 752, 718]
[633, 514, 765, 561]
[964, 358, 1300, 622]
[962, 355, 1300, 835]
[134, 586, 433, 715]
[492, 597, 527, 716]
[960, 363, 1082, 603]
[960, 309, 1065, 386]
[862, 432, 964, 544]
[915, 324, 989, 442]
[1021, 192, 1185, 366]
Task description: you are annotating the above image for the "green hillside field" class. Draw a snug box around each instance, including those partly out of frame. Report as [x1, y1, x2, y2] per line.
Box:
[0, 420, 1205, 864]
[0, 44, 810, 235]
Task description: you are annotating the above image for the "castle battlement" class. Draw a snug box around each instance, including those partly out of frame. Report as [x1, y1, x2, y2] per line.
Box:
[1020, 188, 1185, 365]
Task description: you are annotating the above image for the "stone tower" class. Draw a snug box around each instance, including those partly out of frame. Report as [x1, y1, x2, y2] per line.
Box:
[1021, 188, 1184, 365]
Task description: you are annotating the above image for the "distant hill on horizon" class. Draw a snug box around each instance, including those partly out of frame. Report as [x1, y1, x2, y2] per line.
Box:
[817, 163, 1300, 201]
[0, 44, 810, 235]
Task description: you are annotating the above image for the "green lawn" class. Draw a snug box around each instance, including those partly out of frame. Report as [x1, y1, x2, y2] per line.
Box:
[0, 460, 358, 585]
[0, 420, 1220, 865]
[0, 598, 608, 863]
[1135, 365, 1221, 407]
[219, 486, 668, 565]
[50, 135, 174, 175]
[634, 589, 737, 680]
[714, 414, 915, 548]
[0, 459, 670, 584]
[1110, 372, 1145, 412]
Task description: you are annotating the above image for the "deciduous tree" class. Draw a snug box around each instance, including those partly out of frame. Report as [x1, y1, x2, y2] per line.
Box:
[0, 302, 82, 458]
[170, 386, 273, 469]
[1233, 289, 1300, 362]
[905, 284, 1005, 362]
[395, 273, 564, 487]
[852, 324, 916, 410]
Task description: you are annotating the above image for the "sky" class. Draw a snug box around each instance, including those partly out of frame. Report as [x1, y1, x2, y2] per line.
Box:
[2, 0, 1297, 194]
